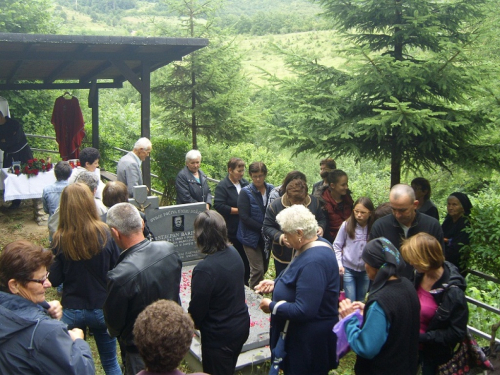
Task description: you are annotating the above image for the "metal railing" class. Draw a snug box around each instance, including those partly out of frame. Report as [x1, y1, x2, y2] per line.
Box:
[27, 134, 219, 196]
[465, 269, 500, 354]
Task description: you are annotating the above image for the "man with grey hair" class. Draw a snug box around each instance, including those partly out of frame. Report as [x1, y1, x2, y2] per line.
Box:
[104, 203, 181, 375]
[116, 137, 152, 197]
[370, 183, 444, 279]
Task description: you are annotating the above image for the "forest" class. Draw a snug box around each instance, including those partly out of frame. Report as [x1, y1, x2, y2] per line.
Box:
[2, 0, 500, 365]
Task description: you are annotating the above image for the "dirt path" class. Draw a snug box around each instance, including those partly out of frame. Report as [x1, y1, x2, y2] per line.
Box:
[0, 200, 49, 249]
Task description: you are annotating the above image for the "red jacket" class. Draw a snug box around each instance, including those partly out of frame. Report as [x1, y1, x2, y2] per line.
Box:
[322, 189, 354, 241]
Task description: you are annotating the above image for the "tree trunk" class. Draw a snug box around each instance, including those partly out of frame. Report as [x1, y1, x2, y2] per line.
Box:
[191, 69, 197, 150]
[390, 0, 403, 187]
[189, 0, 197, 150]
[394, 1, 403, 61]
[390, 130, 401, 187]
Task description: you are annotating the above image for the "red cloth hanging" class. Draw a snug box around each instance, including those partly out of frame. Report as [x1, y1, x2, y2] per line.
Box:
[51, 96, 85, 160]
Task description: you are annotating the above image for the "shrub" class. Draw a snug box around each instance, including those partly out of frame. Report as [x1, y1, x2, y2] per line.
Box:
[151, 137, 190, 205]
[463, 186, 500, 277]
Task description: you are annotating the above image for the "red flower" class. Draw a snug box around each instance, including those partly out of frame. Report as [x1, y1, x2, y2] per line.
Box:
[77, 161, 81, 167]
[34, 170, 39, 176]
[33, 158, 38, 162]
[40, 159, 45, 163]
[14, 169, 20, 175]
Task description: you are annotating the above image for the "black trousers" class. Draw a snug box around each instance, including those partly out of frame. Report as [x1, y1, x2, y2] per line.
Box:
[202, 331, 248, 375]
[229, 236, 250, 287]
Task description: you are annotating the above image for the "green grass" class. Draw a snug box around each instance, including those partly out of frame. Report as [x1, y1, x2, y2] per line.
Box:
[237, 30, 347, 86]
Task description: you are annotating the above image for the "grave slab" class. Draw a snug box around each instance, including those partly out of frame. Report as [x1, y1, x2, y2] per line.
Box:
[180, 265, 271, 372]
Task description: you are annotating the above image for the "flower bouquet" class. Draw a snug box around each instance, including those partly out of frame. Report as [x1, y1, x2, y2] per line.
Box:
[10, 158, 53, 178]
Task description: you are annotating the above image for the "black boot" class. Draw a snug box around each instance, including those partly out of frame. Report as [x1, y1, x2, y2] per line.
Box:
[8, 199, 21, 209]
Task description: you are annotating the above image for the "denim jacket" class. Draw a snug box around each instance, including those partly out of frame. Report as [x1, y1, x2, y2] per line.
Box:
[42, 180, 68, 216]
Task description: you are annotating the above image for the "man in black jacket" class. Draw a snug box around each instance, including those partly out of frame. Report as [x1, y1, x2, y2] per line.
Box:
[370, 184, 444, 279]
[104, 203, 182, 375]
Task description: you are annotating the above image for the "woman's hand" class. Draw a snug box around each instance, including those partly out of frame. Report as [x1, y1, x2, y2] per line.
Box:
[255, 279, 274, 294]
[352, 301, 365, 315]
[280, 234, 291, 248]
[339, 298, 356, 318]
[260, 298, 272, 314]
[46, 300, 63, 320]
[68, 328, 85, 341]
[339, 266, 345, 276]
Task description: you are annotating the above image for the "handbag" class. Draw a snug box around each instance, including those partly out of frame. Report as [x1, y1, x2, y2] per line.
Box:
[437, 331, 494, 374]
[437, 339, 470, 375]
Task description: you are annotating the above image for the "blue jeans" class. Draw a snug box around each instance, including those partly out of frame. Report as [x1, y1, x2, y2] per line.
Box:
[63, 309, 121, 375]
[343, 267, 369, 302]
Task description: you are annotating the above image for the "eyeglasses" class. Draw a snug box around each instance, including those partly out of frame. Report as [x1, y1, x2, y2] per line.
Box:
[27, 272, 50, 285]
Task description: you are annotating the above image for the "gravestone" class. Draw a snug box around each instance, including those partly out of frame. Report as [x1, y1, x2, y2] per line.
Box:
[129, 186, 206, 263]
[129, 185, 159, 212]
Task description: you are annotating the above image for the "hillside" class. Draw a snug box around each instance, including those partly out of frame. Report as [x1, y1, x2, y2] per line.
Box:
[54, 0, 343, 86]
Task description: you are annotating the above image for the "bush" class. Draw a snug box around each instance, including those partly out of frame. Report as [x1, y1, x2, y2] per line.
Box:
[463, 186, 500, 277]
[151, 137, 190, 205]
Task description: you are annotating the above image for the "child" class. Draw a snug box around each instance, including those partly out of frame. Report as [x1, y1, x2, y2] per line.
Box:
[334, 197, 374, 302]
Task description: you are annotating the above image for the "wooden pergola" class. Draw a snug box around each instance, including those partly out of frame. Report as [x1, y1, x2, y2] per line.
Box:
[0, 32, 208, 189]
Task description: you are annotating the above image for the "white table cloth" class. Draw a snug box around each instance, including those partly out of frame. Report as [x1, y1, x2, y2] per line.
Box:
[1, 168, 56, 201]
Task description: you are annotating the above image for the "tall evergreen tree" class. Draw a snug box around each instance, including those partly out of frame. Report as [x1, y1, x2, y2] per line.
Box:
[153, 0, 254, 149]
[269, 0, 499, 186]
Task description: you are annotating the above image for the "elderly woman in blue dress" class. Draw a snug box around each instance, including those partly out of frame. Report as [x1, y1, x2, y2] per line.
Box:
[257, 204, 339, 375]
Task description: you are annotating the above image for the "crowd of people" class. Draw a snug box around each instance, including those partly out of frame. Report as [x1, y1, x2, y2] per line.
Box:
[0, 144, 476, 375]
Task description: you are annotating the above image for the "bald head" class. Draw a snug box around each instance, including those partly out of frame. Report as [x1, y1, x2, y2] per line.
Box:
[389, 184, 418, 227]
[390, 184, 416, 202]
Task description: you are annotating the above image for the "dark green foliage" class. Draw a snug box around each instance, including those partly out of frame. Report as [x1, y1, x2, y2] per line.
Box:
[463, 187, 500, 277]
[151, 137, 190, 205]
[269, 0, 500, 186]
[215, 11, 332, 35]
[0, 0, 57, 33]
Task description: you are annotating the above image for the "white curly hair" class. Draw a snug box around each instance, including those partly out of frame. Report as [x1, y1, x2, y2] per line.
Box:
[276, 204, 318, 239]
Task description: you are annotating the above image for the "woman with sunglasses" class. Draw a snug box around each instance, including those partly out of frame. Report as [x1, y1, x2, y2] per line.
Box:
[0, 240, 95, 374]
[49, 183, 122, 375]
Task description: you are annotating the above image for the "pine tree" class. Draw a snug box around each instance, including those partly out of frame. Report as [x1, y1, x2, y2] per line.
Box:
[270, 0, 499, 186]
[153, 0, 254, 149]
